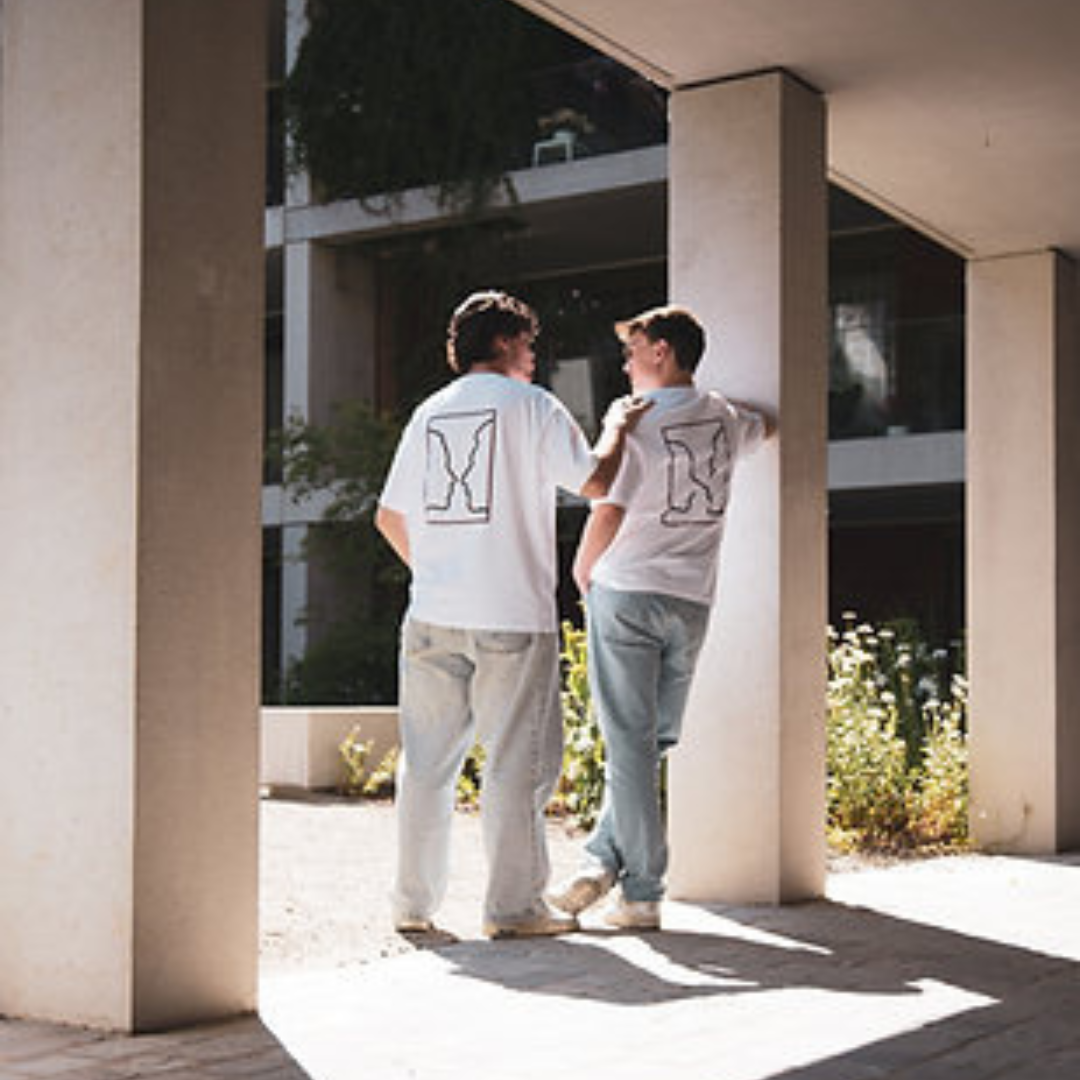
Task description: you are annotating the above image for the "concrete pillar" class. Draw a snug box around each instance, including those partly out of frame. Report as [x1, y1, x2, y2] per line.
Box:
[283, 241, 380, 427]
[281, 523, 311, 673]
[0, 0, 265, 1031]
[308, 245, 379, 426]
[284, 242, 315, 421]
[667, 72, 828, 903]
[280, 242, 313, 674]
[968, 251, 1080, 852]
[279, 240, 380, 669]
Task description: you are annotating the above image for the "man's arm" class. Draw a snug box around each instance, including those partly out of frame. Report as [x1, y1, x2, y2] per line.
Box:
[579, 396, 651, 500]
[573, 502, 625, 595]
[728, 398, 778, 440]
[375, 505, 410, 567]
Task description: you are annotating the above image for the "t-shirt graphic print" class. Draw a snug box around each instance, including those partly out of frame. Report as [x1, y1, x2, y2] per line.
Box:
[379, 371, 595, 631]
[592, 386, 765, 607]
[424, 409, 497, 524]
[660, 417, 733, 527]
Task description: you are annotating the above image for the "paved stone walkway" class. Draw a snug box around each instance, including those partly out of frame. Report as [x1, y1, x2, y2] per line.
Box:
[2, 799, 1078, 1079]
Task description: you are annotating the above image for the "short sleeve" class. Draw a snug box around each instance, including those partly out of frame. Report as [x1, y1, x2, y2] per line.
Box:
[599, 436, 642, 509]
[379, 413, 422, 514]
[540, 395, 596, 493]
[730, 403, 767, 458]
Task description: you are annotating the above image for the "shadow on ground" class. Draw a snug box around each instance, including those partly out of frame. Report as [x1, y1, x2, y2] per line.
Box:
[424, 893, 1079, 1078]
[0, 1015, 316, 1079]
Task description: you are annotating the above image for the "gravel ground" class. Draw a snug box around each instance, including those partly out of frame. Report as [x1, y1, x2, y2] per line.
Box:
[258, 794, 584, 975]
[257, 794, 905, 977]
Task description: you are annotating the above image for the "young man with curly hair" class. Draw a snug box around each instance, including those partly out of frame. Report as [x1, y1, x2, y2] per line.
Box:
[376, 290, 647, 939]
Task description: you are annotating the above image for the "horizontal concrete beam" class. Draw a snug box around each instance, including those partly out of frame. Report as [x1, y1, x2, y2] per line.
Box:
[828, 431, 964, 490]
[265, 146, 668, 248]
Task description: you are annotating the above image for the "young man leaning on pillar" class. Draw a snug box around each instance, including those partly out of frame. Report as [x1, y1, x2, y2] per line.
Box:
[549, 305, 775, 930]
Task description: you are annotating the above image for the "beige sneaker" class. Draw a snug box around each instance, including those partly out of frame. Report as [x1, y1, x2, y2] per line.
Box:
[483, 903, 579, 940]
[547, 867, 617, 915]
[604, 896, 661, 930]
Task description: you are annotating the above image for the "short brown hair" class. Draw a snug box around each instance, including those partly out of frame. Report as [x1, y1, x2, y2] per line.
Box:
[615, 305, 705, 373]
[447, 291, 539, 373]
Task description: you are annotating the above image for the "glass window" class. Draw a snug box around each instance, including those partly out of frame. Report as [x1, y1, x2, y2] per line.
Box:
[829, 189, 964, 439]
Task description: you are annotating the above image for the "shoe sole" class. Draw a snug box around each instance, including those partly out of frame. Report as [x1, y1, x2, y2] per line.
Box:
[604, 916, 660, 931]
[482, 918, 579, 940]
[604, 902, 661, 931]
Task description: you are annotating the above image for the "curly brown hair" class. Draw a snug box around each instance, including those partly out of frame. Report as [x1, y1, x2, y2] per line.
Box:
[447, 291, 539, 373]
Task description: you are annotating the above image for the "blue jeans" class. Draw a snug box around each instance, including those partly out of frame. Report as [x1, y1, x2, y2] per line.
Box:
[392, 618, 563, 925]
[584, 585, 710, 902]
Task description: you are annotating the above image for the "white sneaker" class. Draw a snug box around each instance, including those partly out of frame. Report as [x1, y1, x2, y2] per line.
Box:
[483, 902, 579, 940]
[547, 867, 617, 915]
[604, 896, 661, 930]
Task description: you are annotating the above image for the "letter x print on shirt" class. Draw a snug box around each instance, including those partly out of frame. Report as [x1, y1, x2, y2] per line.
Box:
[661, 418, 731, 526]
[424, 409, 497, 524]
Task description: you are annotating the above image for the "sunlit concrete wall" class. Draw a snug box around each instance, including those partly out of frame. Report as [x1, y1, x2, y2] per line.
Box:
[0, 0, 265, 1031]
[968, 251, 1080, 853]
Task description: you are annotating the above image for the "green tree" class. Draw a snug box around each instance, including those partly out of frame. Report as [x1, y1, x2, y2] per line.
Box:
[274, 401, 407, 704]
[286, 0, 586, 208]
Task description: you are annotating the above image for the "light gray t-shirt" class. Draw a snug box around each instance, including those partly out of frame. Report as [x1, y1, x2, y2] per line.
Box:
[380, 372, 595, 632]
[591, 386, 765, 606]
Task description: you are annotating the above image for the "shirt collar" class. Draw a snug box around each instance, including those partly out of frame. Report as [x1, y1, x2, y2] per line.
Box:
[642, 385, 697, 407]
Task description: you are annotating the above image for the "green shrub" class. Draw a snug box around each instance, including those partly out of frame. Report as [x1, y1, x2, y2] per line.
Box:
[827, 616, 969, 851]
[457, 744, 485, 810]
[338, 728, 401, 798]
[911, 679, 970, 844]
[827, 625, 913, 842]
[271, 401, 407, 707]
[870, 619, 962, 769]
[339, 727, 374, 796]
[362, 746, 399, 799]
[550, 620, 606, 830]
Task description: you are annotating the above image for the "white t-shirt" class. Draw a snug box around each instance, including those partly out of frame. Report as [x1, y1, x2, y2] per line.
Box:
[380, 372, 596, 632]
[591, 386, 765, 607]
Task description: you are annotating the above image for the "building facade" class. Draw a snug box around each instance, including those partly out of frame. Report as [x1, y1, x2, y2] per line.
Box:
[262, 0, 966, 704]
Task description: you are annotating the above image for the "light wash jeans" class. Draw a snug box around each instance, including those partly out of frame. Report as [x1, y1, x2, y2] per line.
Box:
[391, 618, 563, 925]
[584, 584, 710, 902]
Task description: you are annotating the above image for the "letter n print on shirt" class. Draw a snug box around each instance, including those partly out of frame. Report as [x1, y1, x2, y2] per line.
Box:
[424, 409, 497, 524]
[661, 418, 731, 526]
